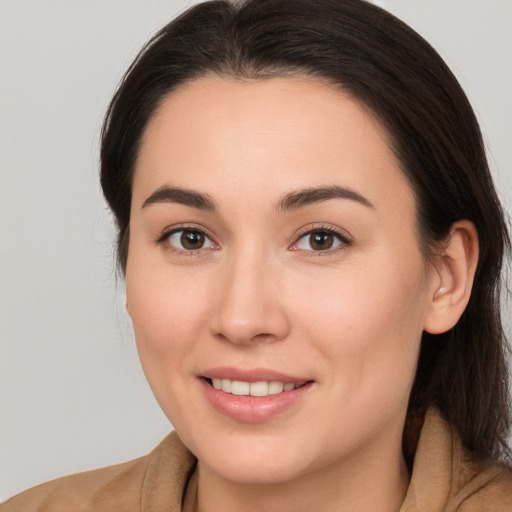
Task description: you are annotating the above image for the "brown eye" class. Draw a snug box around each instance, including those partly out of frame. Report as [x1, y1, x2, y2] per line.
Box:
[181, 230, 205, 250]
[295, 229, 346, 252]
[166, 229, 215, 251]
[310, 231, 334, 250]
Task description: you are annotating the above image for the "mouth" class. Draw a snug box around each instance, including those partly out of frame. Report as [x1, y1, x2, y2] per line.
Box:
[203, 377, 309, 397]
[198, 367, 315, 422]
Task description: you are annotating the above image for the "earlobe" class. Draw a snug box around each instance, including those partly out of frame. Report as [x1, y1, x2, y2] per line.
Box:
[423, 220, 479, 335]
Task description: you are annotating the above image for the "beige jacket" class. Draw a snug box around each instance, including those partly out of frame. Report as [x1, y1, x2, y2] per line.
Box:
[2, 409, 511, 511]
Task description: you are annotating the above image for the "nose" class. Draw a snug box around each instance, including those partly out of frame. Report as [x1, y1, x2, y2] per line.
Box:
[208, 252, 291, 345]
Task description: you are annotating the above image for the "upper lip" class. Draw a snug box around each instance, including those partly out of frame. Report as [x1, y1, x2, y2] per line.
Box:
[200, 366, 311, 385]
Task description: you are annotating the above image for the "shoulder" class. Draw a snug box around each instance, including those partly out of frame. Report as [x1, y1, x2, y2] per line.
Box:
[0, 431, 197, 512]
[0, 455, 150, 512]
[448, 414, 512, 511]
[453, 453, 512, 511]
[403, 408, 512, 511]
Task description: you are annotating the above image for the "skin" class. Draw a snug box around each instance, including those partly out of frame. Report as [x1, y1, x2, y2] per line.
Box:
[126, 75, 476, 512]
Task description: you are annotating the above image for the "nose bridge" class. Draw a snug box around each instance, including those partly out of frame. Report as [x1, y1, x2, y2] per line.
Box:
[209, 242, 289, 344]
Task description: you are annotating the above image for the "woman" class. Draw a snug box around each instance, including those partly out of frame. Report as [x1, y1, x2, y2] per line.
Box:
[2, 0, 511, 510]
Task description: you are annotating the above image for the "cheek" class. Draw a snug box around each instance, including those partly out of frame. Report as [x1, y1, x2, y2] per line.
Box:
[125, 257, 216, 425]
[126, 257, 211, 365]
[289, 253, 428, 389]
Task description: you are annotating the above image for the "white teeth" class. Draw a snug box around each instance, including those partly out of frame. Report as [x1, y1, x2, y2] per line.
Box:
[268, 381, 284, 394]
[221, 379, 232, 393]
[249, 381, 269, 396]
[209, 378, 298, 396]
[231, 380, 250, 395]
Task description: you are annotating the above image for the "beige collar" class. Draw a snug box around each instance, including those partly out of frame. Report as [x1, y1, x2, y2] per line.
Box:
[141, 408, 509, 512]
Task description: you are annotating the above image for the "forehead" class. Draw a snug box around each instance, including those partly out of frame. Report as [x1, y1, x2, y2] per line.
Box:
[133, 75, 415, 219]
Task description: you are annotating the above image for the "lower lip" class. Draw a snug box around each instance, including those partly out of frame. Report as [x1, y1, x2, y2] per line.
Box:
[199, 378, 314, 423]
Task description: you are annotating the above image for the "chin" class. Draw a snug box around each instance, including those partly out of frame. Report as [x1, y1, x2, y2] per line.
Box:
[182, 426, 316, 485]
[204, 453, 310, 485]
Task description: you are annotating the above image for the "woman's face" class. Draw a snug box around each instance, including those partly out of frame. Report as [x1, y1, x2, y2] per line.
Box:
[126, 76, 437, 484]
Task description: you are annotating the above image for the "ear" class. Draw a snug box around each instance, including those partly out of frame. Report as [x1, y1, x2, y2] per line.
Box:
[423, 220, 479, 334]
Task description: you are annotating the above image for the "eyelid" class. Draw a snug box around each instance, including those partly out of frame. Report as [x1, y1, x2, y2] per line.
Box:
[156, 223, 219, 255]
[154, 222, 351, 256]
[289, 224, 352, 254]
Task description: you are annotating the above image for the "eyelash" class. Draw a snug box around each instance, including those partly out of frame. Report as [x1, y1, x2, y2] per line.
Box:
[156, 224, 219, 257]
[291, 225, 351, 257]
[156, 224, 351, 257]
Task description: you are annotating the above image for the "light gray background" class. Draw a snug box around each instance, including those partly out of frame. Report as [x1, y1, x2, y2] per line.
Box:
[1, 0, 511, 501]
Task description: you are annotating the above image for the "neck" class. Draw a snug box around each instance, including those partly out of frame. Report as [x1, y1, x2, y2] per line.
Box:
[192, 436, 409, 512]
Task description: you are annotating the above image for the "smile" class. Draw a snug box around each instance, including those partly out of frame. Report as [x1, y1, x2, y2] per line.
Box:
[210, 378, 297, 396]
[200, 369, 314, 423]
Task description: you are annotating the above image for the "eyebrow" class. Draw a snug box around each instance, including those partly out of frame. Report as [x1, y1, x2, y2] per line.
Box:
[142, 186, 217, 211]
[277, 185, 374, 212]
[141, 184, 373, 212]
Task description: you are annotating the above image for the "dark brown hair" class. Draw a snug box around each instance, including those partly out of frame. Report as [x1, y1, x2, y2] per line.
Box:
[100, 0, 511, 462]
